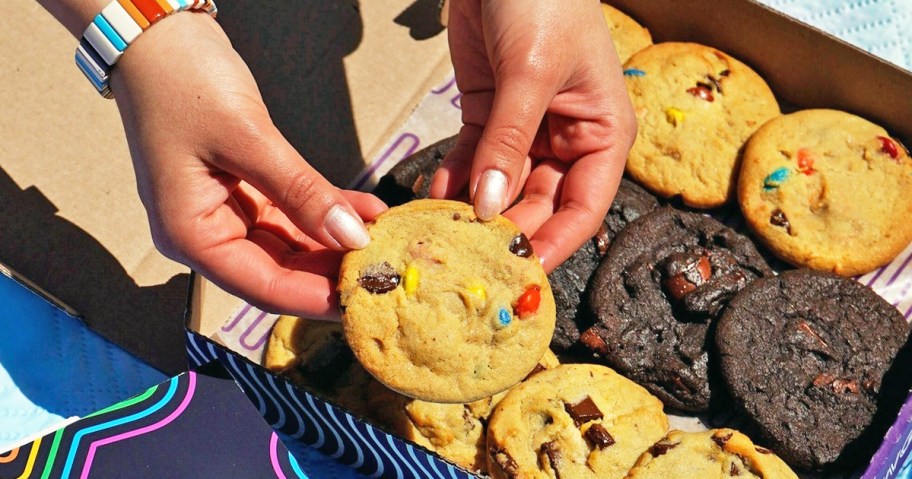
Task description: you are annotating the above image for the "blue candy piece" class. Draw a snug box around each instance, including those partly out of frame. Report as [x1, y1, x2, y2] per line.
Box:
[498, 308, 512, 327]
[623, 68, 646, 77]
[763, 167, 791, 191]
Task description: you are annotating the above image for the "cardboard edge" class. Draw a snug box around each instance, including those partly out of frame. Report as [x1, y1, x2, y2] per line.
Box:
[0, 261, 81, 320]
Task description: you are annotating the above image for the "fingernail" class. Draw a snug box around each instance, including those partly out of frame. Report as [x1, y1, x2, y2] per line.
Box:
[474, 169, 508, 221]
[324, 204, 371, 249]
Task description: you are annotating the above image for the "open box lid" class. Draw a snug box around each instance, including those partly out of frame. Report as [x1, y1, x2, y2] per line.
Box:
[0, 0, 450, 374]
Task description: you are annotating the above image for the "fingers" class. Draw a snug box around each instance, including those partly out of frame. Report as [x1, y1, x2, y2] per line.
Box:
[214, 121, 371, 251]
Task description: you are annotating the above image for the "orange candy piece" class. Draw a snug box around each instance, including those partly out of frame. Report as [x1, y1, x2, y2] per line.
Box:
[515, 286, 541, 319]
[796, 148, 815, 175]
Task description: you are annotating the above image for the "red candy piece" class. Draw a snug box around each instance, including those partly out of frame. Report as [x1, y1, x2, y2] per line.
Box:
[515, 286, 541, 319]
[796, 148, 815, 175]
[879, 136, 900, 160]
[686, 86, 714, 102]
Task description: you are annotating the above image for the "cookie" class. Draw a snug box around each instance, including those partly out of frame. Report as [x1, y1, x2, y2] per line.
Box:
[583, 207, 773, 411]
[600, 3, 652, 64]
[624, 42, 780, 208]
[339, 199, 557, 403]
[738, 109, 912, 276]
[625, 429, 798, 478]
[550, 178, 660, 351]
[368, 350, 560, 473]
[372, 135, 456, 207]
[716, 269, 912, 470]
[264, 315, 376, 417]
[486, 364, 668, 479]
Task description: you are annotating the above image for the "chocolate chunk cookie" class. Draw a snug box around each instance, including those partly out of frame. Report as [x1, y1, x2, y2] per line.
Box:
[716, 269, 912, 470]
[626, 429, 798, 478]
[550, 178, 660, 351]
[372, 135, 456, 207]
[583, 207, 773, 411]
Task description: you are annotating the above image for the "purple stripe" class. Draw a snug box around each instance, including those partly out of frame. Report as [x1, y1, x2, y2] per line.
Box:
[222, 303, 253, 332]
[430, 76, 456, 94]
[885, 252, 912, 287]
[352, 133, 421, 190]
[865, 264, 889, 287]
[904, 301, 912, 320]
[239, 310, 270, 350]
[863, 391, 912, 478]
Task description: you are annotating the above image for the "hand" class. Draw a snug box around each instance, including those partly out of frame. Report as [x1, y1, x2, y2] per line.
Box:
[110, 12, 386, 319]
[429, 0, 636, 272]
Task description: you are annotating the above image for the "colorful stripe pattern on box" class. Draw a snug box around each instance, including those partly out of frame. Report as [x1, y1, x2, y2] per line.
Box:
[0, 371, 307, 478]
[186, 332, 476, 479]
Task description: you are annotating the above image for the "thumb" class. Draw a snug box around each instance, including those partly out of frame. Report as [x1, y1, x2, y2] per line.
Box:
[223, 123, 373, 251]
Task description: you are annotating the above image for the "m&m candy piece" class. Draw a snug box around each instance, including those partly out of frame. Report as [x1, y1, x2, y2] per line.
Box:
[515, 286, 541, 319]
[403, 264, 419, 295]
[665, 107, 685, 126]
[498, 308, 512, 327]
[763, 167, 790, 191]
[623, 68, 646, 77]
[796, 148, 815, 175]
[879, 136, 900, 160]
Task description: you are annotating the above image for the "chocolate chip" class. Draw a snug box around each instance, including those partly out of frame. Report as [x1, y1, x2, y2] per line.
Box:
[490, 446, 519, 476]
[509, 233, 534, 257]
[812, 372, 836, 388]
[831, 378, 860, 394]
[730, 463, 741, 475]
[797, 321, 832, 357]
[705, 76, 724, 93]
[564, 396, 603, 427]
[769, 209, 792, 234]
[358, 262, 400, 293]
[687, 85, 715, 102]
[539, 441, 562, 479]
[712, 431, 733, 448]
[719, 69, 731, 77]
[649, 441, 678, 457]
[662, 252, 712, 301]
[524, 363, 547, 381]
[585, 424, 615, 449]
[452, 212, 461, 220]
[579, 328, 610, 355]
[755, 446, 772, 455]
[664, 274, 698, 300]
[411, 175, 425, 195]
[595, 223, 611, 257]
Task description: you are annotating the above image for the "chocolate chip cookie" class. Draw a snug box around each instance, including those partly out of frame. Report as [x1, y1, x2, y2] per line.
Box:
[738, 109, 912, 276]
[372, 135, 456, 207]
[716, 269, 912, 470]
[626, 429, 798, 478]
[486, 364, 668, 479]
[550, 178, 660, 351]
[339, 199, 556, 403]
[583, 207, 773, 411]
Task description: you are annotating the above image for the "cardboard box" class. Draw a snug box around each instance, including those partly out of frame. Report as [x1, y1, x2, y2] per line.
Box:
[0, 362, 311, 478]
[186, 1, 912, 478]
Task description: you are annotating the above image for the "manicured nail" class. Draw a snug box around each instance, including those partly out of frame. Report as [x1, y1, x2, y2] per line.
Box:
[474, 169, 508, 221]
[325, 204, 370, 249]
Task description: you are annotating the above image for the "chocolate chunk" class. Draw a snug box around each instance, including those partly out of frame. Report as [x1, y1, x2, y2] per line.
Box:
[490, 446, 519, 476]
[705, 76, 724, 93]
[452, 212, 461, 221]
[595, 223, 611, 257]
[564, 396, 603, 427]
[524, 363, 547, 380]
[509, 233, 534, 257]
[712, 431, 733, 448]
[719, 69, 731, 77]
[579, 328, 610, 355]
[832, 378, 860, 394]
[812, 372, 836, 388]
[662, 252, 712, 301]
[585, 424, 615, 449]
[687, 85, 714, 102]
[796, 321, 832, 357]
[770, 209, 791, 234]
[649, 441, 678, 457]
[755, 446, 772, 455]
[539, 441, 562, 479]
[411, 175, 425, 195]
[730, 463, 741, 475]
[358, 262, 400, 293]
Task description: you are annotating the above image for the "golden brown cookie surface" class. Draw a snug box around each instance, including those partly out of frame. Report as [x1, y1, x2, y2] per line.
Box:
[600, 3, 652, 63]
[738, 109, 912, 276]
[339, 199, 556, 403]
[624, 42, 780, 208]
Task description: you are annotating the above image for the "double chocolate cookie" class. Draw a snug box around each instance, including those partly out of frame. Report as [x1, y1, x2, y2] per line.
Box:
[716, 269, 912, 470]
[550, 178, 660, 351]
[583, 207, 772, 411]
[372, 135, 456, 207]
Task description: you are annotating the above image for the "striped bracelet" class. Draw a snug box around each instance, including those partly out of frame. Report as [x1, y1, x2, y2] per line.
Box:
[75, 0, 218, 98]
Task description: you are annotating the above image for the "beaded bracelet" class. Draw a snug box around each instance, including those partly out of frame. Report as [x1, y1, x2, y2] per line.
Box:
[75, 0, 218, 98]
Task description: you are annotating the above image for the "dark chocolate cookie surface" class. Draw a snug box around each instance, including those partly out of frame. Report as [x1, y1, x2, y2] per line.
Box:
[716, 269, 912, 471]
[372, 135, 456, 207]
[583, 207, 772, 411]
[549, 179, 659, 351]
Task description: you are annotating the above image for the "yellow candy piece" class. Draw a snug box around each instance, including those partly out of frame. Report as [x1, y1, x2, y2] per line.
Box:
[404, 264, 419, 295]
[665, 107, 685, 126]
[466, 283, 486, 303]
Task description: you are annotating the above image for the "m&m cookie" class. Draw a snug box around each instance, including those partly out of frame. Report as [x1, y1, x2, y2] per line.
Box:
[339, 199, 556, 403]
[738, 109, 912, 276]
[623, 42, 780, 208]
